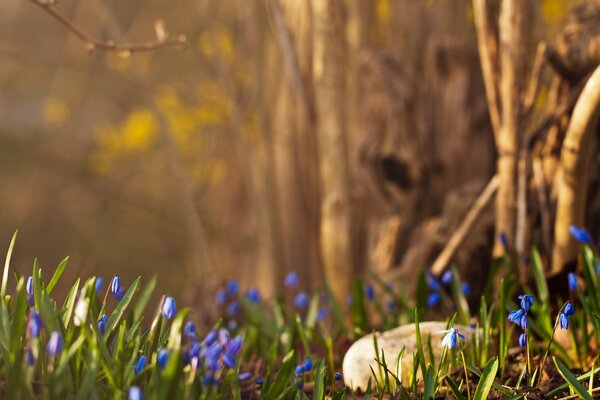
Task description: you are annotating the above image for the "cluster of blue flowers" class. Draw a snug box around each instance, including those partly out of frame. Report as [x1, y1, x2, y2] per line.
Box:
[284, 271, 330, 321]
[426, 270, 471, 308]
[508, 294, 534, 348]
[24, 278, 64, 367]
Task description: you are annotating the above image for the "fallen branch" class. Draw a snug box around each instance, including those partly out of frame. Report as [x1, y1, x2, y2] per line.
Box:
[27, 0, 186, 54]
[431, 175, 499, 275]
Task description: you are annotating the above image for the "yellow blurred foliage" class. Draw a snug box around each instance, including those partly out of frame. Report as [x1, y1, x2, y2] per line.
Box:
[42, 97, 70, 126]
[198, 28, 234, 61]
[542, 0, 567, 26]
[376, 0, 390, 26]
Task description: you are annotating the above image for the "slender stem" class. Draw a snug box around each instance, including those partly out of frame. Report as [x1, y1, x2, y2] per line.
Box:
[538, 302, 568, 385]
[525, 328, 531, 383]
[459, 344, 471, 400]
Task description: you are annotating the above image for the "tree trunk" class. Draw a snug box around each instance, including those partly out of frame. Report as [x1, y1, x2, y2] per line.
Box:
[312, 0, 353, 303]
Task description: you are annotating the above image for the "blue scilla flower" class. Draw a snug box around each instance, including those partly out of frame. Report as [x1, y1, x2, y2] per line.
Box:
[508, 308, 524, 326]
[568, 273, 578, 291]
[295, 364, 304, 375]
[46, 331, 63, 358]
[215, 288, 227, 305]
[238, 372, 252, 381]
[226, 301, 240, 316]
[317, 308, 329, 321]
[184, 321, 197, 340]
[520, 314, 529, 330]
[365, 285, 375, 301]
[293, 292, 310, 309]
[462, 283, 471, 296]
[111, 276, 120, 296]
[596, 263, 600, 275]
[569, 225, 593, 245]
[202, 374, 216, 385]
[228, 320, 238, 330]
[218, 328, 230, 346]
[499, 232, 509, 248]
[98, 314, 108, 335]
[297, 380, 304, 390]
[334, 371, 343, 381]
[246, 287, 261, 304]
[26, 276, 33, 296]
[27, 311, 44, 339]
[440, 328, 465, 349]
[134, 355, 147, 374]
[303, 357, 313, 372]
[157, 348, 168, 369]
[227, 280, 239, 295]
[427, 292, 440, 308]
[162, 296, 176, 319]
[518, 294, 535, 312]
[25, 347, 35, 366]
[227, 335, 243, 355]
[441, 271, 452, 285]
[128, 386, 142, 400]
[204, 330, 218, 346]
[559, 312, 569, 329]
[386, 299, 396, 311]
[222, 352, 237, 369]
[95, 277, 103, 293]
[426, 272, 440, 291]
[115, 288, 125, 301]
[564, 301, 575, 316]
[284, 271, 299, 288]
[518, 333, 527, 348]
[256, 378, 265, 385]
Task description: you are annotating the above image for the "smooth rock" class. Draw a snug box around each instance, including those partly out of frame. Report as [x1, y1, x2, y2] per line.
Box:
[342, 321, 477, 391]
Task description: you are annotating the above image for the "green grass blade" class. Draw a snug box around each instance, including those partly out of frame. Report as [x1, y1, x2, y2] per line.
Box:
[133, 276, 156, 321]
[105, 277, 140, 338]
[553, 356, 593, 400]
[313, 359, 326, 400]
[1, 231, 17, 298]
[414, 308, 427, 382]
[473, 356, 498, 400]
[444, 376, 465, 400]
[46, 256, 69, 295]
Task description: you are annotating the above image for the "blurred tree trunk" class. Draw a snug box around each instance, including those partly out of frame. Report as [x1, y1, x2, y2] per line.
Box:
[312, 0, 353, 302]
[493, 0, 525, 257]
[272, 0, 322, 289]
[551, 65, 600, 274]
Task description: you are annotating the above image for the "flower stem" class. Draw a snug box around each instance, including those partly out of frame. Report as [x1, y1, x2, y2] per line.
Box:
[538, 302, 567, 386]
[459, 344, 471, 400]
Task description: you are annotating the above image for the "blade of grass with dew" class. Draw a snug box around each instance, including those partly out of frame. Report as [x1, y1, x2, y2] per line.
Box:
[553, 356, 593, 400]
[313, 359, 326, 400]
[46, 256, 69, 295]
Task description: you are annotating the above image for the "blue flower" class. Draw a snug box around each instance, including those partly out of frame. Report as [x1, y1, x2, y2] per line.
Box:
[222, 352, 237, 369]
[98, 314, 108, 335]
[441, 271, 452, 285]
[569, 225, 593, 245]
[426, 272, 440, 291]
[564, 301, 575, 316]
[95, 277, 103, 293]
[218, 328, 230, 345]
[508, 309, 524, 326]
[518, 333, 527, 348]
[204, 330, 218, 346]
[568, 273, 578, 291]
[596, 263, 600, 275]
[440, 328, 465, 349]
[297, 380, 304, 390]
[157, 348, 169, 369]
[427, 292, 440, 308]
[559, 313, 569, 329]
[499, 232, 509, 248]
[184, 321, 197, 340]
[294, 364, 304, 375]
[227, 335, 243, 355]
[520, 314, 529, 330]
[227, 280, 239, 295]
[228, 320, 238, 330]
[256, 378, 265, 385]
[462, 283, 471, 296]
[110, 276, 120, 296]
[518, 294, 535, 312]
[284, 271, 299, 288]
[27, 311, 44, 339]
[202, 374, 215, 385]
[386, 299, 396, 311]
[365, 285, 375, 301]
[317, 308, 329, 321]
[128, 386, 142, 400]
[162, 296, 176, 319]
[334, 371, 343, 381]
[114, 288, 125, 301]
[46, 331, 63, 358]
[303, 357, 313, 372]
[25, 347, 35, 366]
[238, 372, 252, 381]
[245, 287, 261, 304]
[134, 355, 147, 374]
[293, 292, 310, 309]
[226, 302, 240, 316]
[215, 288, 227, 305]
[26, 276, 33, 296]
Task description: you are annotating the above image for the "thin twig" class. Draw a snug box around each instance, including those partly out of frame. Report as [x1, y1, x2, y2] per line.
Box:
[27, 0, 186, 54]
[431, 175, 499, 275]
[523, 41, 548, 117]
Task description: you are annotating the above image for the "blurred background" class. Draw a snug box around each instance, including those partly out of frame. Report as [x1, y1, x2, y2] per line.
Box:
[0, 0, 584, 310]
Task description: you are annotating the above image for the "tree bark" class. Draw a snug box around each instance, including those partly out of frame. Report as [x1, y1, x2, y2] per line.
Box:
[551, 66, 600, 275]
[312, 0, 353, 303]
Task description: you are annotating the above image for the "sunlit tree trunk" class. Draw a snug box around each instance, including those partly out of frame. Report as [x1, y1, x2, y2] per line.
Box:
[312, 0, 353, 303]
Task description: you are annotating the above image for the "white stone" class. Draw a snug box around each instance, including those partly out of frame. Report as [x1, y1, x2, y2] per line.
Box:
[342, 321, 477, 391]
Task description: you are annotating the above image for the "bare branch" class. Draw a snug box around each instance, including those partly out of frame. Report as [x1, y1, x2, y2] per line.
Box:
[27, 0, 186, 54]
